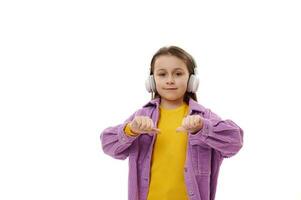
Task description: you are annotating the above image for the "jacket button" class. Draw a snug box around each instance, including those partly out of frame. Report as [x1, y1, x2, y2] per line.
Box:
[189, 191, 194, 196]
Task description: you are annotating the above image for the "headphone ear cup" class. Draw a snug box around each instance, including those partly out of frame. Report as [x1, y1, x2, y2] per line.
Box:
[145, 76, 151, 93]
[187, 74, 200, 93]
[145, 75, 156, 93]
[149, 75, 156, 93]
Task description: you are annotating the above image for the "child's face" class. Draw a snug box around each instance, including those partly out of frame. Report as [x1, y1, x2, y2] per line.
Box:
[153, 55, 190, 102]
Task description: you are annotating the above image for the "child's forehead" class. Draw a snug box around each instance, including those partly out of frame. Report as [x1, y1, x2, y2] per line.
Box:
[155, 57, 186, 68]
[155, 54, 186, 65]
[153, 55, 188, 72]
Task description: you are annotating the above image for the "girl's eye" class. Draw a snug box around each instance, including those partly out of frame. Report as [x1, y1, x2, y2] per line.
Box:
[158, 73, 182, 76]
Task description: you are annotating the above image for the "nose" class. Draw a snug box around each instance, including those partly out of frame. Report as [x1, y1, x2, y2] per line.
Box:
[166, 75, 175, 84]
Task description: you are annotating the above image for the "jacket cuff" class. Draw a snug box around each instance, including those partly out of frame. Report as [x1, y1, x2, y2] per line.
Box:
[189, 118, 212, 145]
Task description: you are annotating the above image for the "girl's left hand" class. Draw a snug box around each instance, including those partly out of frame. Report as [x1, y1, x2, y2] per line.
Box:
[176, 115, 204, 134]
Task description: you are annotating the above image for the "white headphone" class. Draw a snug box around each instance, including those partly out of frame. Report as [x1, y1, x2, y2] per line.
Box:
[145, 66, 199, 93]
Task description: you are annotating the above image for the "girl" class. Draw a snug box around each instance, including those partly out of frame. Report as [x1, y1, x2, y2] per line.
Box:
[100, 46, 244, 200]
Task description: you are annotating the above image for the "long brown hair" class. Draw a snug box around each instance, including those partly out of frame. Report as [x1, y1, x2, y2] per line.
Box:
[149, 45, 198, 104]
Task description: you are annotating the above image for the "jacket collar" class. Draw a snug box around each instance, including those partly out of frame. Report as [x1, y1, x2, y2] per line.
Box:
[142, 97, 206, 114]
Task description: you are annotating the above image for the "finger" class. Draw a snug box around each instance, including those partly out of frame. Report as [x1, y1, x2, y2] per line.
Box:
[151, 127, 161, 134]
[192, 115, 199, 127]
[130, 119, 138, 130]
[189, 115, 197, 128]
[176, 126, 187, 132]
[140, 117, 148, 130]
[189, 116, 196, 127]
[183, 116, 196, 132]
[183, 117, 190, 130]
[146, 118, 152, 131]
[195, 115, 201, 127]
[135, 117, 142, 129]
[144, 129, 158, 136]
[148, 119, 160, 134]
[148, 118, 161, 133]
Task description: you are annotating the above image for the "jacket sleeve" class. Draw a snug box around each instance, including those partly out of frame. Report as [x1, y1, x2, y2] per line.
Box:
[100, 110, 140, 160]
[188, 109, 244, 158]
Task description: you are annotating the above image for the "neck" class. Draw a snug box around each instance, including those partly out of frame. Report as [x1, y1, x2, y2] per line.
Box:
[160, 97, 185, 109]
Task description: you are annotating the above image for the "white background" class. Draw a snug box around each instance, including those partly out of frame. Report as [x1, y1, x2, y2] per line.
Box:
[1, 0, 300, 199]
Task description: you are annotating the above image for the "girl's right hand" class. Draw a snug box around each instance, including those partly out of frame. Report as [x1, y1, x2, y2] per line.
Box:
[128, 116, 161, 136]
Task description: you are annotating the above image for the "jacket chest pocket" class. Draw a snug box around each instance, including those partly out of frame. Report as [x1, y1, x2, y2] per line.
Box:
[191, 145, 211, 175]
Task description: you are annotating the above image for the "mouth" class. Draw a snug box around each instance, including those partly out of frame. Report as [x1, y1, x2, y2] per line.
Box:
[164, 88, 178, 90]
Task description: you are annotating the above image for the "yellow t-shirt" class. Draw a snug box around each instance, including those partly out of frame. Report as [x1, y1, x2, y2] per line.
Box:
[147, 102, 189, 200]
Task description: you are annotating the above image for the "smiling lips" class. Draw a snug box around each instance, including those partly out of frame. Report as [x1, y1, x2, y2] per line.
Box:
[165, 88, 177, 90]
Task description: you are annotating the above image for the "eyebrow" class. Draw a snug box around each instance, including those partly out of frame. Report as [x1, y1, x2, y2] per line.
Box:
[156, 68, 185, 72]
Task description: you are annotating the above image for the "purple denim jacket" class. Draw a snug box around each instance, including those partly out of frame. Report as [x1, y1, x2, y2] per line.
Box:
[100, 97, 244, 200]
